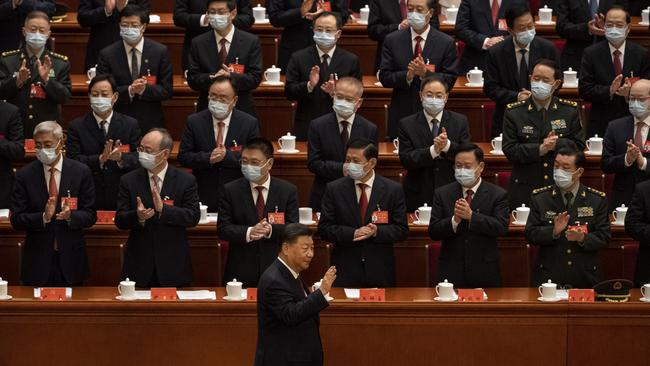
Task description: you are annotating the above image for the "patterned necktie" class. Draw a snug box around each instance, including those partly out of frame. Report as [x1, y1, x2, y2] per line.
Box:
[215, 121, 225, 148]
[340, 121, 349, 151]
[432, 119, 439, 138]
[635, 122, 645, 149]
[491, 0, 500, 25]
[519, 49, 529, 89]
[151, 175, 160, 195]
[255, 186, 265, 221]
[465, 189, 474, 206]
[49, 167, 58, 250]
[100, 121, 107, 139]
[130, 48, 139, 81]
[219, 38, 228, 65]
[613, 50, 622, 76]
[399, 0, 407, 20]
[320, 54, 330, 81]
[358, 183, 368, 223]
[414, 36, 423, 57]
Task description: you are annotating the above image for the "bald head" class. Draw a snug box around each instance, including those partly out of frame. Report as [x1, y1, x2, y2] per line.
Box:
[630, 79, 650, 97]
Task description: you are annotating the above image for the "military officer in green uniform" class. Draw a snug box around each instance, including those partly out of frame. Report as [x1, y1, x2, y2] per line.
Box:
[502, 59, 585, 210]
[0, 10, 70, 138]
[525, 146, 611, 289]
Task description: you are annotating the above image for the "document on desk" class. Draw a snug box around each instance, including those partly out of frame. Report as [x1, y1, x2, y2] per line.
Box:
[177, 290, 217, 300]
[344, 289, 360, 299]
[33, 288, 72, 298]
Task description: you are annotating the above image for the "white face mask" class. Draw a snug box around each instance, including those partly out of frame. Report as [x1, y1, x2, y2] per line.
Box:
[208, 100, 231, 120]
[120, 26, 143, 45]
[36, 141, 60, 166]
[139, 151, 162, 170]
[531, 81, 553, 100]
[209, 14, 230, 31]
[346, 162, 367, 180]
[25, 32, 48, 49]
[455, 167, 478, 187]
[332, 98, 356, 119]
[422, 96, 446, 116]
[90, 96, 113, 114]
[553, 168, 577, 190]
[313, 31, 337, 49]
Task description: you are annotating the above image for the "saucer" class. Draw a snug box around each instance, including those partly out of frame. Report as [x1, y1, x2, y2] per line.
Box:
[198, 219, 210, 225]
[223, 294, 246, 301]
[537, 296, 562, 302]
[611, 221, 625, 226]
[392, 149, 398, 154]
[490, 150, 504, 155]
[639, 21, 649, 26]
[85, 80, 90, 84]
[563, 84, 578, 88]
[255, 18, 270, 24]
[115, 295, 138, 301]
[0, 295, 12, 301]
[374, 82, 383, 87]
[640, 297, 650, 302]
[261, 81, 284, 86]
[434, 294, 458, 302]
[356, 20, 368, 25]
[412, 220, 430, 226]
[442, 20, 456, 25]
[299, 220, 317, 225]
[585, 150, 602, 156]
[325, 296, 334, 301]
[277, 149, 300, 154]
[535, 20, 555, 25]
[511, 220, 527, 226]
[465, 82, 483, 87]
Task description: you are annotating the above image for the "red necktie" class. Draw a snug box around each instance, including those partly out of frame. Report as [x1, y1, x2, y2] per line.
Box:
[215, 121, 225, 148]
[49, 168, 58, 250]
[635, 122, 645, 149]
[491, 0, 500, 25]
[613, 49, 622, 76]
[465, 189, 474, 206]
[358, 183, 368, 223]
[219, 38, 228, 65]
[399, 0, 407, 20]
[255, 186, 265, 221]
[414, 36, 423, 57]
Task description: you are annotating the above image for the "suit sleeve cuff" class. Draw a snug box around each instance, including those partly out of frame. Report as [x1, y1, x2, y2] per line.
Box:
[246, 227, 253, 243]
[430, 145, 440, 159]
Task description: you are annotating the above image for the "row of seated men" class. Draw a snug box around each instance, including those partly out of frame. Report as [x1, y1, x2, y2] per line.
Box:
[1, 2, 650, 144]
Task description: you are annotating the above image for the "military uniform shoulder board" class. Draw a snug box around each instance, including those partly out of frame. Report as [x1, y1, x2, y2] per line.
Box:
[49, 52, 68, 61]
[1, 49, 20, 57]
[532, 186, 553, 194]
[586, 186, 606, 197]
[506, 100, 526, 109]
[558, 98, 578, 107]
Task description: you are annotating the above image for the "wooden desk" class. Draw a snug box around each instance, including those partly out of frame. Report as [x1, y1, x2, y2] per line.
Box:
[0, 287, 648, 366]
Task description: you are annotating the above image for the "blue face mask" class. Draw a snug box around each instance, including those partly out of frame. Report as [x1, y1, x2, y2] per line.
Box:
[208, 100, 231, 120]
[407, 11, 429, 30]
[241, 160, 269, 182]
[333, 98, 356, 118]
[346, 162, 367, 180]
[605, 26, 627, 45]
[120, 26, 143, 45]
[25, 32, 48, 49]
[209, 14, 230, 31]
[515, 28, 536, 46]
[455, 167, 478, 187]
[629, 100, 649, 119]
[313, 31, 337, 49]
[531, 81, 553, 100]
[422, 97, 446, 115]
[90, 97, 113, 114]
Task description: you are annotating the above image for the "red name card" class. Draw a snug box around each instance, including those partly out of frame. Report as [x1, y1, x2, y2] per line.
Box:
[457, 289, 485, 302]
[360, 288, 385, 302]
[40, 288, 66, 301]
[568, 289, 595, 303]
[151, 288, 177, 301]
[322, 1, 332, 11]
[24, 139, 35, 151]
[97, 210, 116, 224]
[246, 288, 257, 301]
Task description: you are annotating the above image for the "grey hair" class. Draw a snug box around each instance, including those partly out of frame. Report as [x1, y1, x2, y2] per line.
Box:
[148, 128, 174, 151]
[33, 121, 63, 140]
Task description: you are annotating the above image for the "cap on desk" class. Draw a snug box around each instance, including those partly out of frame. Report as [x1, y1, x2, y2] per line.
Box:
[593, 279, 633, 302]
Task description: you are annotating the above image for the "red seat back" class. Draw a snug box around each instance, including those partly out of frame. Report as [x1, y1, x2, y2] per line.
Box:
[528, 244, 540, 285]
[553, 39, 566, 55]
[426, 242, 442, 286]
[494, 172, 511, 190]
[481, 102, 496, 141]
[455, 40, 466, 61]
[622, 244, 639, 282]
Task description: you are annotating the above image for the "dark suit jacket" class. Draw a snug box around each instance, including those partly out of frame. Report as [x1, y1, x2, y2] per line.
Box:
[318, 174, 408, 288]
[77, 0, 151, 71]
[307, 112, 377, 211]
[428, 180, 509, 288]
[398, 110, 471, 212]
[66, 111, 142, 210]
[367, 0, 439, 71]
[484, 36, 559, 136]
[555, 0, 621, 73]
[115, 165, 201, 287]
[379, 28, 457, 138]
[255, 259, 329, 366]
[0, 101, 24, 208]
[624, 180, 650, 286]
[10, 158, 96, 286]
[218, 176, 299, 287]
[178, 109, 260, 212]
[173, 0, 254, 70]
[601, 115, 650, 209]
[268, 0, 349, 71]
[187, 28, 262, 116]
[0, 0, 55, 53]
[96, 38, 173, 133]
[579, 40, 650, 137]
[454, 0, 527, 74]
[285, 45, 362, 140]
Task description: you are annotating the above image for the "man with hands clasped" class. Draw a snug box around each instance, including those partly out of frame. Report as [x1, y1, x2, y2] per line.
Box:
[525, 146, 610, 289]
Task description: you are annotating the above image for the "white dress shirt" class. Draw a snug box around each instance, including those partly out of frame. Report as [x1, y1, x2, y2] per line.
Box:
[424, 109, 451, 159]
[123, 36, 144, 76]
[42, 155, 63, 225]
[215, 25, 235, 55]
[354, 170, 375, 203]
[147, 162, 168, 193]
[608, 41, 626, 70]
[212, 110, 233, 145]
[514, 37, 531, 71]
[246, 175, 273, 243]
[451, 178, 482, 232]
[93, 111, 114, 134]
[336, 113, 355, 133]
[625, 116, 650, 170]
[278, 256, 300, 279]
[410, 26, 430, 55]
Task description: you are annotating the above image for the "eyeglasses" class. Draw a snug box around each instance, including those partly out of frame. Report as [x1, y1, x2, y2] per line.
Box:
[629, 97, 650, 103]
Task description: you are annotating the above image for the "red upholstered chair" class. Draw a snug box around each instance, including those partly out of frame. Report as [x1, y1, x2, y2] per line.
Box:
[553, 39, 566, 56]
[217, 241, 230, 286]
[581, 103, 592, 132]
[622, 244, 639, 282]
[426, 242, 442, 286]
[494, 172, 511, 190]
[455, 40, 466, 61]
[481, 102, 496, 141]
[601, 173, 615, 197]
[527, 244, 540, 286]
[530, 0, 541, 14]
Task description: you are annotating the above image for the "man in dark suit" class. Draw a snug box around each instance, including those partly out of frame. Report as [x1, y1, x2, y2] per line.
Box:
[178, 75, 260, 212]
[624, 180, 650, 286]
[255, 223, 336, 366]
[579, 6, 650, 137]
[66, 74, 142, 211]
[399, 75, 471, 212]
[0, 101, 24, 208]
[10, 121, 96, 286]
[285, 11, 362, 140]
[367, 0, 439, 71]
[218, 138, 299, 287]
[379, 0, 457, 139]
[268, 0, 348, 71]
[503, 59, 585, 210]
[307, 77, 377, 211]
[0, 0, 54, 53]
[555, 0, 620, 73]
[96, 4, 173, 133]
[116, 128, 201, 288]
[484, 5, 558, 137]
[0, 11, 70, 138]
[318, 138, 408, 287]
[455, 0, 527, 74]
[428, 144, 509, 288]
[525, 146, 610, 288]
[173, 0, 254, 71]
[601, 79, 650, 209]
[187, 0, 262, 116]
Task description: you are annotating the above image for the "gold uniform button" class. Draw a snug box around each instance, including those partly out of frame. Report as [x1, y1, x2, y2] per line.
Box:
[568, 261, 573, 266]
[543, 163, 548, 167]
[28, 115, 33, 119]
[544, 175, 549, 180]
[28, 105, 33, 109]
[567, 249, 572, 254]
